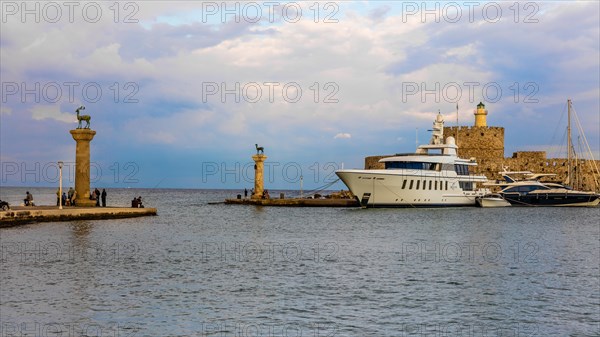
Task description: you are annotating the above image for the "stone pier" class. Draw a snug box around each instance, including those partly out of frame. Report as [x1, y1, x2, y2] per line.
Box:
[251, 154, 267, 199]
[0, 206, 157, 227]
[70, 129, 96, 207]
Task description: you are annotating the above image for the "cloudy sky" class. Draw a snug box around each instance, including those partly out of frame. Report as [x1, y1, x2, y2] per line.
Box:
[1, 1, 599, 189]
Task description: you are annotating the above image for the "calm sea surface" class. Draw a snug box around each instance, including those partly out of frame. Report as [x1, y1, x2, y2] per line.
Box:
[1, 187, 598, 336]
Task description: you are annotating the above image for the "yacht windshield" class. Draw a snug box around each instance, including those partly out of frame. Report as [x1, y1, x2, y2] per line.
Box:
[503, 185, 550, 193]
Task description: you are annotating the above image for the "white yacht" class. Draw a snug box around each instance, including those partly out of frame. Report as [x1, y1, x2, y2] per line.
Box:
[336, 113, 489, 207]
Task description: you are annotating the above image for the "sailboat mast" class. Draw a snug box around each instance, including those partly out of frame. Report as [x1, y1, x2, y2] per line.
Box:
[455, 104, 459, 155]
[567, 99, 572, 186]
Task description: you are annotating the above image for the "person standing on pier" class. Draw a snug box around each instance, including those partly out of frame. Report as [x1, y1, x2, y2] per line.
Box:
[101, 189, 107, 207]
[244, 188, 248, 198]
[94, 188, 101, 207]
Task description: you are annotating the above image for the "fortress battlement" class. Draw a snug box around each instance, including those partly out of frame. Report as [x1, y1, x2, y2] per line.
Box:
[444, 126, 505, 131]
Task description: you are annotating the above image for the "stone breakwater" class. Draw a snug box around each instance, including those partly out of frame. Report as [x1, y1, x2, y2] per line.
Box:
[0, 206, 157, 227]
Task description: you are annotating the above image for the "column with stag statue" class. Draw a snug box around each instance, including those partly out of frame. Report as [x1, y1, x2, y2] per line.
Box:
[69, 105, 96, 207]
[252, 144, 267, 199]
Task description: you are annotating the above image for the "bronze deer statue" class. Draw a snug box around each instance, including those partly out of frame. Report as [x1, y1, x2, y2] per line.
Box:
[255, 144, 264, 154]
[76, 105, 91, 129]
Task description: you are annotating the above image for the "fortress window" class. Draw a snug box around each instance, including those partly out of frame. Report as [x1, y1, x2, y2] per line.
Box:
[481, 132, 484, 136]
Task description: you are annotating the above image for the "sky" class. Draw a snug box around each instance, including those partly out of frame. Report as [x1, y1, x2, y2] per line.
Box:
[1, 1, 599, 190]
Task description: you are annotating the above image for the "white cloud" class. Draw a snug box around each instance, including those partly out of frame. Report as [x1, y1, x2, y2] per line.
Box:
[30, 106, 76, 123]
[334, 133, 352, 139]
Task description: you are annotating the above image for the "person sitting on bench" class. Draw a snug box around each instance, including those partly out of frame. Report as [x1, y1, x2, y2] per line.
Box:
[24, 191, 34, 206]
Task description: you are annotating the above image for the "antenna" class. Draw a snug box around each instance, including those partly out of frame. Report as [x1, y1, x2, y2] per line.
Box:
[415, 128, 419, 149]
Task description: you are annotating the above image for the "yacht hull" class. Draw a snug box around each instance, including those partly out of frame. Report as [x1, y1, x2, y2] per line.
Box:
[336, 170, 486, 207]
[501, 193, 600, 207]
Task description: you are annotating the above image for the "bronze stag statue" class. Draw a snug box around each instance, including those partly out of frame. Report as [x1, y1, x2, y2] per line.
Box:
[255, 144, 264, 155]
[76, 105, 91, 129]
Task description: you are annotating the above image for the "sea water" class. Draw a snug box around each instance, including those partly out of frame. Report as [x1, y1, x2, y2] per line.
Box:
[0, 187, 598, 336]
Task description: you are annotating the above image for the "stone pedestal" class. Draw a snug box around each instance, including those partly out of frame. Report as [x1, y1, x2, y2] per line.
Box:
[70, 129, 96, 207]
[251, 154, 267, 199]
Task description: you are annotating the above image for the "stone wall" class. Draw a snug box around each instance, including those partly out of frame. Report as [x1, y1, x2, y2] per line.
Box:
[512, 151, 546, 160]
[365, 155, 387, 170]
[443, 126, 505, 161]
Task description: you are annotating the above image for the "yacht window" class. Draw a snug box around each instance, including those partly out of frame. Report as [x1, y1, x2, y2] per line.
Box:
[445, 181, 448, 190]
[429, 181, 432, 190]
[416, 180, 420, 190]
[435, 181, 438, 190]
[459, 181, 474, 191]
[409, 180, 414, 189]
[454, 164, 470, 175]
[441, 164, 454, 171]
[402, 179, 407, 189]
[385, 161, 439, 170]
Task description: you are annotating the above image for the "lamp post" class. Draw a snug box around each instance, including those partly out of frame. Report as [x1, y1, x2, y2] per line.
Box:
[300, 175, 303, 199]
[58, 161, 63, 210]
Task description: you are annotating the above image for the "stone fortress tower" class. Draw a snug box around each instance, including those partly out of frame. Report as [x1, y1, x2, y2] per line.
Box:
[365, 103, 600, 192]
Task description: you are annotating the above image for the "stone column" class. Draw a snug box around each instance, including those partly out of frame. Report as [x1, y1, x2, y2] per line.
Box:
[251, 154, 267, 199]
[70, 129, 96, 207]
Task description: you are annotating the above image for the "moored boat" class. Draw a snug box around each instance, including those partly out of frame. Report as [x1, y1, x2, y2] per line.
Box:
[476, 193, 511, 207]
[336, 113, 490, 207]
[486, 171, 600, 207]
